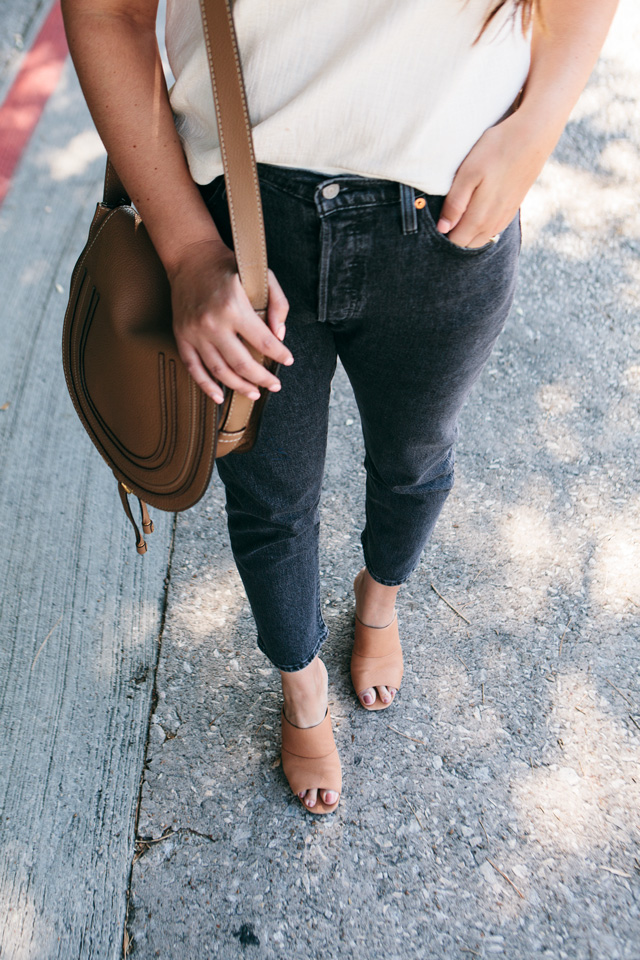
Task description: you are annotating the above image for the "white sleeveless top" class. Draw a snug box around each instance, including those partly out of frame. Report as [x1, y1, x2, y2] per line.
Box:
[166, 0, 531, 195]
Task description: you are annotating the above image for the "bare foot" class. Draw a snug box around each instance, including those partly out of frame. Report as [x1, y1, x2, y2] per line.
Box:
[281, 657, 340, 810]
[353, 567, 400, 708]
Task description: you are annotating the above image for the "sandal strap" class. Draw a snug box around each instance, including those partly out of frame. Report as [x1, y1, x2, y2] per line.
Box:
[352, 614, 400, 658]
[281, 708, 336, 759]
[281, 709, 342, 798]
[351, 614, 404, 695]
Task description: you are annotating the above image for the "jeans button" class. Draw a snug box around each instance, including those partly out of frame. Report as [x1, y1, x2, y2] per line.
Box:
[322, 183, 340, 199]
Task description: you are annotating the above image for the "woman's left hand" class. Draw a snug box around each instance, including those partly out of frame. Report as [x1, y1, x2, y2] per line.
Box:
[436, 111, 557, 248]
[438, 0, 620, 249]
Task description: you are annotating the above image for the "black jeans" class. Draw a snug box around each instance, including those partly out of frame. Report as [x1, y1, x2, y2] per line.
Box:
[202, 163, 520, 672]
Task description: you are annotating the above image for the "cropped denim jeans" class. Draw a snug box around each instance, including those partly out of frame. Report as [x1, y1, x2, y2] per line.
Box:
[202, 163, 520, 672]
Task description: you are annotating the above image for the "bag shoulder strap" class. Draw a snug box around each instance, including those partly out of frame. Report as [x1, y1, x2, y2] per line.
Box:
[102, 0, 268, 315]
[199, 0, 268, 315]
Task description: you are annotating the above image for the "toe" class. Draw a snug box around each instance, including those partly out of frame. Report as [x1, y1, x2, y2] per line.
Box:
[304, 788, 318, 809]
[359, 687, 376, 707]
[321, 790, 339, 807]
[377, 684, 393, 705]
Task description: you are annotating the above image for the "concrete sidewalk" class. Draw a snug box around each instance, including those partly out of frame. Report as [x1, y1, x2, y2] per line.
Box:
[1, 3, 639, 958]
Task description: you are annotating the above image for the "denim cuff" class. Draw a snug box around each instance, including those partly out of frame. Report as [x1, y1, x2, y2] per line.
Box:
[257, 621, 329, 673]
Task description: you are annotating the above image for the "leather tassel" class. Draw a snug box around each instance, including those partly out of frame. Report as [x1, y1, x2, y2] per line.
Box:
[139, 499, 154, 534]
[117, 481, 147, 554]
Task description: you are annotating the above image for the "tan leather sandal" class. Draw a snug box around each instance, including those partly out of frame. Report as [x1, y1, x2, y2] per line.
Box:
[351, 613, 404, 711]
[281, 708, 342, 814]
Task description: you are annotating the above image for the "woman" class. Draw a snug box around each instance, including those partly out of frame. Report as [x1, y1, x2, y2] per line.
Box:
[62, 0, 618, 814]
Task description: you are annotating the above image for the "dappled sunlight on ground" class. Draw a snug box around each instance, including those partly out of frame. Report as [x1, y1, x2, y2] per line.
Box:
[491, 493, 584, 620]
[535, 382, 583, 463]
[169, 563, 247, 645]
[523, 161, 640, 255]
[492, 486, 638, 621]
[536, 383, 578, 419]
[623, 364, 640, 393]
[589, 505, 640, 613]
[512, 671, 639, 859]
[501, 504, 557, 571]
[599, 138, 640, 183]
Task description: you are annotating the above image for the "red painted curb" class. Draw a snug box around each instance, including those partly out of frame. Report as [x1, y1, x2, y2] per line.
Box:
[0, 1, 68, 208]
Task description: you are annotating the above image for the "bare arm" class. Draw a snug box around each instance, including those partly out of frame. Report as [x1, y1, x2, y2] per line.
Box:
[61, 0, 292, 403]
[438, 0, 620, 248]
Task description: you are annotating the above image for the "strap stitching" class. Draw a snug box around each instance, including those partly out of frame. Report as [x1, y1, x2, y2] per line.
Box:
[199, 0, 268, 311]
[220, 0, 268, 309]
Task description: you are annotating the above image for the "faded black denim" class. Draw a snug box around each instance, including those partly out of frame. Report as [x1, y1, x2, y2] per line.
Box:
[201, 163, 520, 672]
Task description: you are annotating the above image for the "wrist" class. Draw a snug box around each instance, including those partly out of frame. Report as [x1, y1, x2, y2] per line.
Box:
[501, 102, 565, 161]
[164, 236, 233, 282]
[131, 180, 229, 276]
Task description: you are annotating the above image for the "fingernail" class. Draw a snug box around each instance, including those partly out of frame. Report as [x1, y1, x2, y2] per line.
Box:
[363, 693, 374, 705]
[249, 391, 260, 401]
[268, 382, 281, 392]
[277, 324, 286, 341]
[284, 356, 294, 366]
[437, 218, 451, 233]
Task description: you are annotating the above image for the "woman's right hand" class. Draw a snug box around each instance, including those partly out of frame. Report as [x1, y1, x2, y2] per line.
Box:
[168, 239, 293, 405]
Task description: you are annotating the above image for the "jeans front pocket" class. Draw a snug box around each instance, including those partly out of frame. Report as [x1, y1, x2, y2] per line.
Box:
[418, 192, 505, 257]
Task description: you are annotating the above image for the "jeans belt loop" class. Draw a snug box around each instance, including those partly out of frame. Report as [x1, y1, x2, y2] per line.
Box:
[400, 183, 418, 236]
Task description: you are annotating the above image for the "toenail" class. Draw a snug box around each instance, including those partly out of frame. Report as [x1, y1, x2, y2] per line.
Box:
[298, 792, 305, 798]
[306, 798, 315, 807]
[325, 792, 338, 804]
[382, 696, 390, 703]
[362, 693, 374, 705]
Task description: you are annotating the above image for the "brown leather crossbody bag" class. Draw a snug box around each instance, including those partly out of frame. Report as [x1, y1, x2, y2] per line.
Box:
[62, 0, 272, 553]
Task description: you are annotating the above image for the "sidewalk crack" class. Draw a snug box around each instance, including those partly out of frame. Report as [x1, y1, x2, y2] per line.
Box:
[122, 512, 178, 957]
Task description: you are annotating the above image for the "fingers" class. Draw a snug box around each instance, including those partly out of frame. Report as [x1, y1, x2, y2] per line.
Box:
[171, 250, 294, 400]
[178, 343, 225, 405]
[441, 184, 510, 248]
[200, 335, 282, 400]
[438, 177, 496, 248]
[226, 273, 293, 368]
[266, 269, 289, 342]
[437, 134, 504, 246]
[237, 308, 293, 371]
[436, 119, 530, 247]
[176, 301, 294, 403]
[446, 205, 512, 249]
[436, 175, 476, 235]
[179, 326, 288, 404]
[438, 173, 496, 248]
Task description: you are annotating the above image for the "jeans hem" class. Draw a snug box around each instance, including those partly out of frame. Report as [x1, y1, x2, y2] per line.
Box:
[363, 553, 414, 588]
[257, 624, 329, 673]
